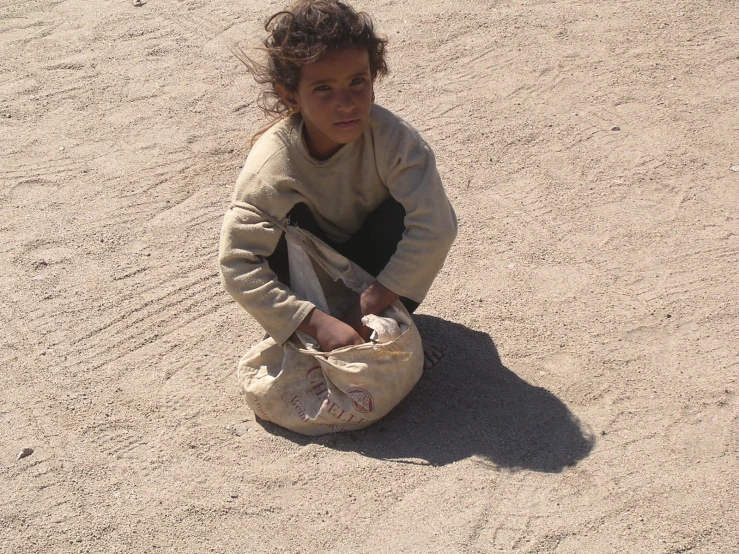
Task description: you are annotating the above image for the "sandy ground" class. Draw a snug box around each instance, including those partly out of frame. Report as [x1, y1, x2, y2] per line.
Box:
[2, 0, 738, 552]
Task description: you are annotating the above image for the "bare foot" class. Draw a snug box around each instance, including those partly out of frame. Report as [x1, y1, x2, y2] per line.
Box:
[422, 340, 443, 370]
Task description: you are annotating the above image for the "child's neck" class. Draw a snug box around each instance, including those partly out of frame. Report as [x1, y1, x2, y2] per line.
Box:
[301, 123, 344, 161]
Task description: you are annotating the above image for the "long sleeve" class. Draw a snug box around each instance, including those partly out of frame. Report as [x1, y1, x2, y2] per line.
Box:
[218, 176, 315, 346]
[374, 120, 458, 303]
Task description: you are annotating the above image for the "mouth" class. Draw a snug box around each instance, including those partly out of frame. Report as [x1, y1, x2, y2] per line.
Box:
[335, 119, 360, 129]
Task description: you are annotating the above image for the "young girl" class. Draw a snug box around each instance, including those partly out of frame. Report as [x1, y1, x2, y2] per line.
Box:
[219, 0, 457, 366]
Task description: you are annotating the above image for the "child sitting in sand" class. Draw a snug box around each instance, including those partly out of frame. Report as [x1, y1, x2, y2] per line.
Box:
[219, 0, 457, 368]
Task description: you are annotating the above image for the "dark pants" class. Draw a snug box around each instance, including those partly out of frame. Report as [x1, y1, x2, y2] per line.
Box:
[266, 198, 419, 314]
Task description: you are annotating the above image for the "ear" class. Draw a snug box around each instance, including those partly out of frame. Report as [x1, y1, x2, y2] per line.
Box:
[275, 83, 300, 114]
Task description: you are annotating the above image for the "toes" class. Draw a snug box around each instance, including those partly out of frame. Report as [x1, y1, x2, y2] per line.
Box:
[421, 340, 444, 370]
[423, 349, 442, 370]
[428, 346, 443, 360]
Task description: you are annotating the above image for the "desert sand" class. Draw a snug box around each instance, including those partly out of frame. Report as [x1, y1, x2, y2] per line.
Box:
[1, 0, 738, 552]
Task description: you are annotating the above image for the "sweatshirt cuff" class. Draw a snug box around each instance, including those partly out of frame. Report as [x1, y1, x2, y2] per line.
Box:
[375, 272, 424, 305]
[268, 300, 316, 346]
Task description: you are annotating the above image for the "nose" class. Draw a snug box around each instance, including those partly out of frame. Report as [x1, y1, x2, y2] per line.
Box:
[336, 88, 355, 111]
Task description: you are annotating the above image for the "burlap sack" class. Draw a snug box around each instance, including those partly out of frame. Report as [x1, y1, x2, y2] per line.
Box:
[236, 224, 424, 436]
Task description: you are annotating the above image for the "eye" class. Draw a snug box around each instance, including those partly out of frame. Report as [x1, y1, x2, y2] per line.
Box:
[351, 77, 365, 86]
[314, 84, 330, 92]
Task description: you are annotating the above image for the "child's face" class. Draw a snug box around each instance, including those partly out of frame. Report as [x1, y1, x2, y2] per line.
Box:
[281, 47, 374, 160]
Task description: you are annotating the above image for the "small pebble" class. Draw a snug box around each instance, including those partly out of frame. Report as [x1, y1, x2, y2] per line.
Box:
[730, 165, 739, 172]
[611, 126, 620, 131]
[230, 492, 239, 499]
[234, 425, 247, 436]
[17, 448, 34, 460]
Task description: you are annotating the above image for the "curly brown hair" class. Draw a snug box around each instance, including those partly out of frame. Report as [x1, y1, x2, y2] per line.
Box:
[233, 0, 388, 123]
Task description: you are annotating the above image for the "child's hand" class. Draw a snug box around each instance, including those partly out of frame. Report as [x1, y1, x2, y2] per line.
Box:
[343, 282, 400, 340]
[298, 308, 365, 352]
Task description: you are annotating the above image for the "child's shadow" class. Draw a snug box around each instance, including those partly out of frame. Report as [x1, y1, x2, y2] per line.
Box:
[264, 315, 596, 471]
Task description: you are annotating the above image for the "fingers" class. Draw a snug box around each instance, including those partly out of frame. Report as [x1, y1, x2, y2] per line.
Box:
[317, 319, 366, 351]
[357, 324, 372, 342]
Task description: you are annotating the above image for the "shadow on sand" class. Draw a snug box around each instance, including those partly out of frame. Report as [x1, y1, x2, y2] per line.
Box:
[260, 315, 595, 471]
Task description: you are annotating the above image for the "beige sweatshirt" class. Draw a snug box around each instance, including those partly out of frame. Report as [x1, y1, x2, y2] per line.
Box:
[219, 104, 457, 345]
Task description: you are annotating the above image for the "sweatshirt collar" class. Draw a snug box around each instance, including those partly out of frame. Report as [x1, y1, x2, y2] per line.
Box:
[292, 117, 359, 167]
